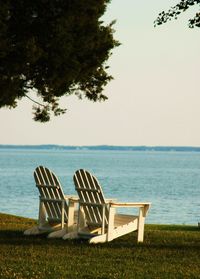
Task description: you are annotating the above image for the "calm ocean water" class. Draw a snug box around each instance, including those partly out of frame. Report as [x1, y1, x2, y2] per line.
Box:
[0, 148, 200, 225]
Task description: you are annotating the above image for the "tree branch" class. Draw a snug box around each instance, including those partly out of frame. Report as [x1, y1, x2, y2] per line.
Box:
[24, 94, 47, 108]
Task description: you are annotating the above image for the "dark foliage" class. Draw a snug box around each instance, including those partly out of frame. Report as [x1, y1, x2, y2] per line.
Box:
[154, 0, 200, 28]
[0, 0, 119, 122]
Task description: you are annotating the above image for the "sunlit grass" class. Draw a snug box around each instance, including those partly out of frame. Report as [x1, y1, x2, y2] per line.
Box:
[0, 213, 200, 279]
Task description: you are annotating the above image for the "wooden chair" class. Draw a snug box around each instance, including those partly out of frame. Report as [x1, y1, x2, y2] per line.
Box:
[63, 169, 151, 243]
[24, 166, 77, 236]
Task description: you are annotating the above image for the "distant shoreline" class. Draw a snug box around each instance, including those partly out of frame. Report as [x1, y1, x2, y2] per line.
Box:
[0, 144, 200, 152]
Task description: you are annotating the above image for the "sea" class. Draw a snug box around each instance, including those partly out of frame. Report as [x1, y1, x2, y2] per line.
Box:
[0, 147, 200, 225]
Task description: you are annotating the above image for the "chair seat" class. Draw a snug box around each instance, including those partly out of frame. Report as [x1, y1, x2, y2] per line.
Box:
[114, 214, 138, 227]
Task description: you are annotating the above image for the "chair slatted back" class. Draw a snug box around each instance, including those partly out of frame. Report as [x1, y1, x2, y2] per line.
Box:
[74, 169, 109, 227]
[34, 166, 68, 222]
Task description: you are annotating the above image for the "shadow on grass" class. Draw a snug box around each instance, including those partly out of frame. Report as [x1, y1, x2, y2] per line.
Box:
[0, 229, 94, 248]
[0, 229, 200, 252]
[0, 228, 141, 249]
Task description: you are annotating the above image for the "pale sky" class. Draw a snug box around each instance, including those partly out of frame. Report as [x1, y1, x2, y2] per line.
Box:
[1, 0, 200, 146]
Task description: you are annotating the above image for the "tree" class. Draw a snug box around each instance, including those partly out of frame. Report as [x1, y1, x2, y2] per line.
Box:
[154, 0, 200, 28]
[0, 0, 119, 122]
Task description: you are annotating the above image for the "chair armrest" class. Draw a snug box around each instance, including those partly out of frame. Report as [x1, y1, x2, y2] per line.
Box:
[105, 198, 117, 203]
[65, 195, 79, 202]
[110, 202, 151, 217]
[110, 202, 151, 208]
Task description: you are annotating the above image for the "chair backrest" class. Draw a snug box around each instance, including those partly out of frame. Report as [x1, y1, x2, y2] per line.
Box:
[74, 169, 109, 227]
[34, 166, 68, 222]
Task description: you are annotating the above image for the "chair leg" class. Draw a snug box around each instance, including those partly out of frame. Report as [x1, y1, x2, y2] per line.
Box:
[48, 228, 67, 238]
[89, 234, 107, 244]
[63, 231, 79, 240]
[38, 201, 46, 229]
[68, 199, 75, 233]
[107, 207, 115, 242]
[137, 208, 145, 243]
[61, 200, 65, 229]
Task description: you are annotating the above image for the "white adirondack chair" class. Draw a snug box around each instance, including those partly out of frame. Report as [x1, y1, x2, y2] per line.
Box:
[24, 166, 77, 236]
[63, 169, 151, 244]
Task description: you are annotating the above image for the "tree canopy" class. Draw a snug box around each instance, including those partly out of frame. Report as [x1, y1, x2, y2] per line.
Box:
[0, 0, 119, 122]
[155, 0, 200, 28]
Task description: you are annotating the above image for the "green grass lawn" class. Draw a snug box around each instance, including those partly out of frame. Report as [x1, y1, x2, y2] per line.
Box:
[0, 213, 200, 279]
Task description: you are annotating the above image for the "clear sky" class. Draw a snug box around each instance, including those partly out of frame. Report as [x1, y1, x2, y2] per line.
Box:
[1, 0, 200, 146]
